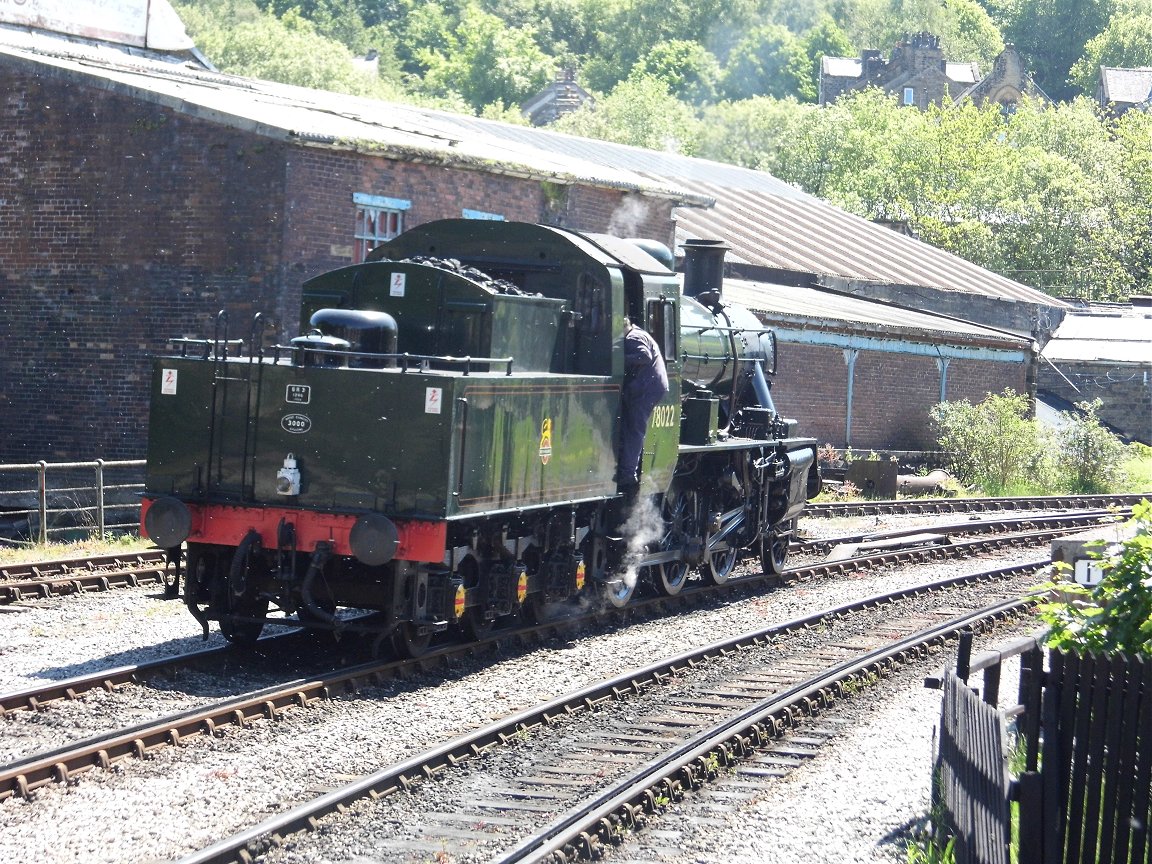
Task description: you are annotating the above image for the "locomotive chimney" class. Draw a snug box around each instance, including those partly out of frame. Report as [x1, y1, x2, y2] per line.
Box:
[681, 239, 730, 300]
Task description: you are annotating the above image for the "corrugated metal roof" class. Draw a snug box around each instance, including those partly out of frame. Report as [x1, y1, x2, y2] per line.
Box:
[1041, 308, 1152, 364]
[721, 278, 1029, 347]
[447, 118, 1066, 309]
[0, 36, 707, 205]
[666, 178, 1064, 306]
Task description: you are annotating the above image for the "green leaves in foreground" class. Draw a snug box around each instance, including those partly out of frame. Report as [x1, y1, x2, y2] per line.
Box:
[1040, 500, 1152, 655]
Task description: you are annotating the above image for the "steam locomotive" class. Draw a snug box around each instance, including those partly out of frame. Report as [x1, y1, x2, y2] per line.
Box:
[140, 220, 819, 656]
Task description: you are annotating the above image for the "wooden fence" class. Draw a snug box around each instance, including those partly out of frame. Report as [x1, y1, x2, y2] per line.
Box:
[935, 636, 1152, 864]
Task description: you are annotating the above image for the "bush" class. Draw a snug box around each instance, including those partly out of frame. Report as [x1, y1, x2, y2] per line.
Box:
[931, 390, 1040, 495]
[1055, 400, 1127, 493]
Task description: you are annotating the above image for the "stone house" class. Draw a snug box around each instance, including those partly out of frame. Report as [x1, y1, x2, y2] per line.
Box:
[821, 35, 1046, 110]
[821, 32, 978, 108]
[520, 68, 594, 126]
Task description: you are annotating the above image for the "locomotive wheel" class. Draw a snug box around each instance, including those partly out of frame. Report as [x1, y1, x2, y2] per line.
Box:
[760, 520, 793, 578]
[603, 572, 635, 608]
[657, 488, 693, 596]
[462, 607, 494, 641]
[391, 623, 432, 659]
[704, 543, 738, 585]
[703, 517, 739, 586]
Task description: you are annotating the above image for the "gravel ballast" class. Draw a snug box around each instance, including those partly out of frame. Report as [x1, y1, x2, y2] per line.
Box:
[0, 515, 1049, 863]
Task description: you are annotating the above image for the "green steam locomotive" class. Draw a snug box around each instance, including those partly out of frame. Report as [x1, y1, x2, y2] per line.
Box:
[141, 220, 819, 656]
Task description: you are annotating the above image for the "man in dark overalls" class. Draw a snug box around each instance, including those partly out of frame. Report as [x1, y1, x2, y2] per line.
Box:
[617, 316, 669, 494]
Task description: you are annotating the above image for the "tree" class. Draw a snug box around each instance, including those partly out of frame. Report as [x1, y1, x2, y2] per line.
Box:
[176, 3, 405, 98]
[696, 96, 811, 169]
[1055, 400, 1128, 493]
[720, 24, 809, 101]
[552, 75, 701, 153]
[415, 2, 552, 111]
[1002, 0, 1110, 101]
[1069, 12, 1152, 96]
[838, 0, 1002, 73]
[930, 389, 1041, 495]
[796, 15, 854, 102]
[632, 40, 723, 105]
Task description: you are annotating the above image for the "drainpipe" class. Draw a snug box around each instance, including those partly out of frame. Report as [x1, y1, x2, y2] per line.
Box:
[936, 356, 951, 403]
[843, 348, 858, 446]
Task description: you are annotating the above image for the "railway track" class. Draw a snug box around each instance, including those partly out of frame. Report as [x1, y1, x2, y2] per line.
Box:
[0, 509, 1114, 735]
[0, 496, 1130, 607]
[170, 566, 1039, 864]
[803, 491, 1147, 518]
[0, 549, 171, 604]
[0, 549, 1040, 806]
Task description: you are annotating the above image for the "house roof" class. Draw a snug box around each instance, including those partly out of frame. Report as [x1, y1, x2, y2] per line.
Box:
[721, 278, 1030, 350]
[821, 55, 979, 85]
[0, 30, 708, 207]
[1041, 304, 1152, 364]
[1100, 67, 1152, 106]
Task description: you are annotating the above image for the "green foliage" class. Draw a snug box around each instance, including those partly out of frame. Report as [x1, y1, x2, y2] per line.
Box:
[414, 2, 552, 111]
[697, 90, 1148, 300]
[633, 39, 723, 105]
[906, 834, 956, 864]
[175, 2, 404, 97]
[931, 389, 1039, 496]
[1055, 400, 1127, 494]
[1002, 0, 1111, 101]
[720, 24, 809, 101]
[1069, 13, 1152, 95]
[1039, 500, 1152, 655]
[552, 75, 701, 153]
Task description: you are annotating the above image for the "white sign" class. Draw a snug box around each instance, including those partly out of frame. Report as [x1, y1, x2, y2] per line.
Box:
[390, 273, 406, 298]
[161, 368, 178, 395]
[1074, 559, 1104, 587]
[0, 0, 194, 50]
[424, 387, 442, 414]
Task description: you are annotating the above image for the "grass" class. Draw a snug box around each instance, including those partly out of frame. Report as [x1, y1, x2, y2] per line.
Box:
[0, 533, 156, 567]
[1119, 451, 1152, 494]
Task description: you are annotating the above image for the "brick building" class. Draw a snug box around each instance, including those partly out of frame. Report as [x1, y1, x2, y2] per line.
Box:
[722, 280, 1032, 450]
[0, 17, 695, 461]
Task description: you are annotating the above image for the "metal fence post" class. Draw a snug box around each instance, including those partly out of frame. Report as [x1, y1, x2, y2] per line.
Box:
[96, 459, 106, 539]
[36, 460, 48, 545]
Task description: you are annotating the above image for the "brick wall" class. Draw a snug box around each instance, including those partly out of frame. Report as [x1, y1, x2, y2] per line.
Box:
[0, 69, 676, 461]
[0, 71, 288, 462]
[771, 340, 1030, 450]
[1039, 362, 1152, 444]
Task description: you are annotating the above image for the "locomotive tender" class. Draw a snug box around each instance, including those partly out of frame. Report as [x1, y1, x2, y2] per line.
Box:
[141, 219, 819, 656]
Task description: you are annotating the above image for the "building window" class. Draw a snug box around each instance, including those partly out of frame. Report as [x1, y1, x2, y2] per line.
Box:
[353, 193, 410, 262]
[903, 87, 915, 106]
[462, 209, 504, 220]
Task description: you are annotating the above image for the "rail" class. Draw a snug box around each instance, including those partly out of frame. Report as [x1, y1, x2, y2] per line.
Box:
[0, 459, 145, 546]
